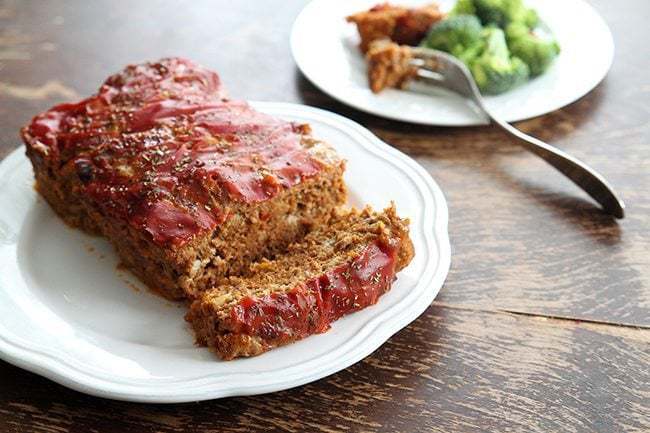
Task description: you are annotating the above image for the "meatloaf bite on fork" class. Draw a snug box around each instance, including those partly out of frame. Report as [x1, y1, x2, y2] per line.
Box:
[186, 205, 414, 360]
[366, 39, 417, 93]
[21, 58, 346, 300]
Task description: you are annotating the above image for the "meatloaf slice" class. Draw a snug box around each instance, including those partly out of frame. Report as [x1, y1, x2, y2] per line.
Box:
[347, 2, 445, 52]
[186, 204, 414, 360]
[366, 39, 417, 93]
[21, 58, 346, 300]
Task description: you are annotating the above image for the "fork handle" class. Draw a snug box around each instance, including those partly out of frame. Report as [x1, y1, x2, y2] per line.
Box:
[412, 48, 624, 218]
[489, 116, 625, 218]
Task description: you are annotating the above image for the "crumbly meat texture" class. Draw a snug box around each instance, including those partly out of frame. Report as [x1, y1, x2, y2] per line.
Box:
[186, 205, 414, 360]
[346, 2, 444, 52]
[366, 39, 417, 93]
[22, 58, 346, 300]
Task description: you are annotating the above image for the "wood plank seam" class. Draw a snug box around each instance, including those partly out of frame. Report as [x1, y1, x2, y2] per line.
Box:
[432, 301, 650, 333]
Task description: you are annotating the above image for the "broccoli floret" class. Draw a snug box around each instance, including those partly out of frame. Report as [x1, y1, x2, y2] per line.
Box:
[506, 22, 560, 76]
[460, 0, 538, 28]
[420, 15, 483, 59]
[469, 27, 529, 94]
[451, 0, 476, 16]
[456, 38, 486, 65]
[522, 7, 538, 28]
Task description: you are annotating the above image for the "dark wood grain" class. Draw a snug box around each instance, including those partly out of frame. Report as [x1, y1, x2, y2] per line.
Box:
[1, 0, 649, 431]
[1, 305, 648, 433]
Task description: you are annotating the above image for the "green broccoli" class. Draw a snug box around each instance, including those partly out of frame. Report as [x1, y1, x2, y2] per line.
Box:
[420, 14, 484, 59]
[441, 0, 557, 92]
[506, 22, 560, 76]
[469, 27, 530, 94]
[451, 0, 476, 16]
[454, 0, 538, 28]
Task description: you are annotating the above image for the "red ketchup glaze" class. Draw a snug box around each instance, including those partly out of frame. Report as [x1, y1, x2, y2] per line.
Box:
[229, 240, 399, 343]
[22, 58, 324, 247]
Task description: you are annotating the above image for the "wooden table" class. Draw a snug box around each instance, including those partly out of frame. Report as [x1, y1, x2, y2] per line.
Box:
[1, 0, 648, 431]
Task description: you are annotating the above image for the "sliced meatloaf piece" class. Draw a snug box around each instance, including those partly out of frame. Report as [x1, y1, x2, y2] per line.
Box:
[366, 39, 417, 93]
[21, 57, 346, 300]
[186, 204, 414, 360]
[347, 2, 445, 52]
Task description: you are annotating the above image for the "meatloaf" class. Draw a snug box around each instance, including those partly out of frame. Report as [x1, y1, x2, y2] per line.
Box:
[186, 204, 414, 360]
[366, 39, 418, 93]
[347, 2, 445, 52]
[21, 58, 346, 300]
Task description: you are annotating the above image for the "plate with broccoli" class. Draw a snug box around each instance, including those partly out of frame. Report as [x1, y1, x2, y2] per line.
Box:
[291, 0, 614, 126]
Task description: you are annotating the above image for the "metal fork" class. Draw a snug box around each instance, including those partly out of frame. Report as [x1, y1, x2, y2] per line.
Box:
[409, 47, 625, 219]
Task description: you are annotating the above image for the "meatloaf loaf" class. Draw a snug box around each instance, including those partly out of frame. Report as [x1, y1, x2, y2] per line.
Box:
[21, 58, 346, 300]
[186, 205, 414, 360]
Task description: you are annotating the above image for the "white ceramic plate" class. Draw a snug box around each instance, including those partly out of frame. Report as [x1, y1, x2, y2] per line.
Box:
[291, 0, 614, 126]
[0, 102, 450, 403]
